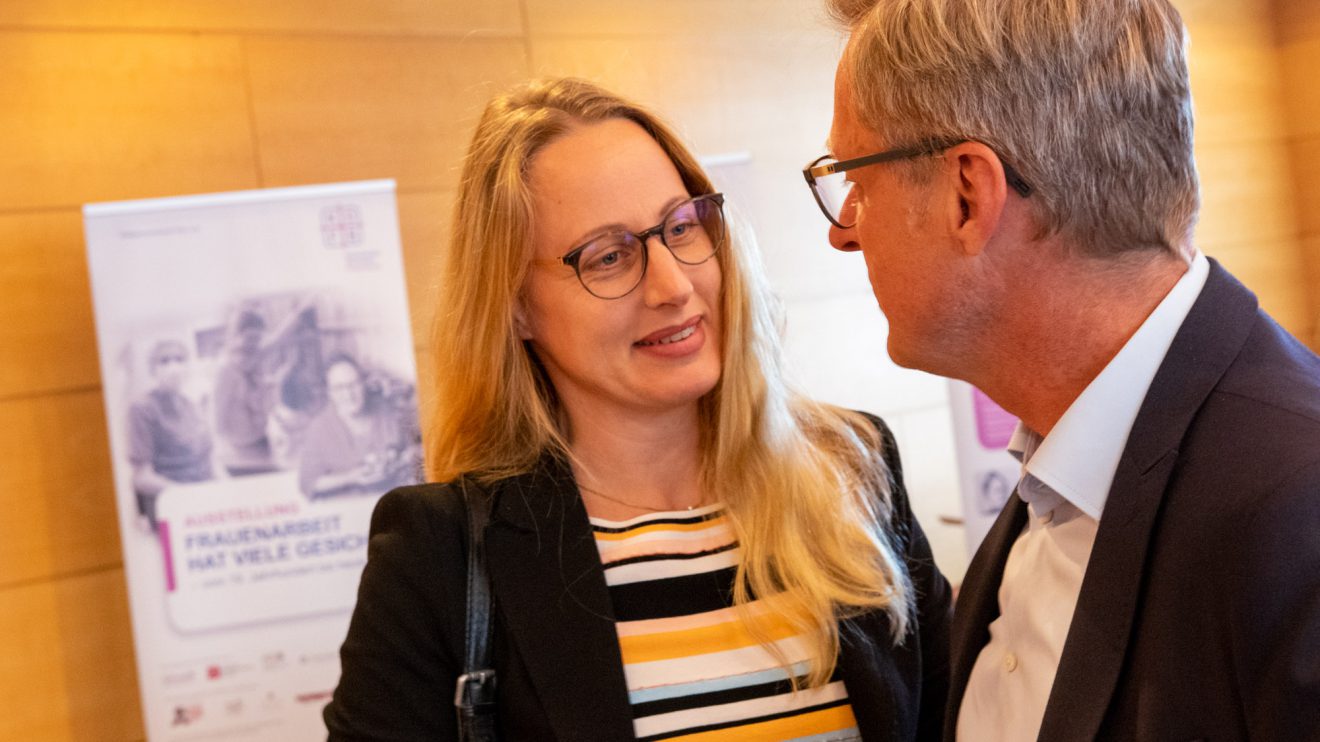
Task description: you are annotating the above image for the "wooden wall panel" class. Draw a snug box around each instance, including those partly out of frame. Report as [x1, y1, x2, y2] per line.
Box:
[0, 569, 141, 741]
[0, 0, 522, 36]
[0, 390, 119, 589]
[1287, 137, 1320, 239]
[524, 0, 835, 37]
[1276, 0, 1320, 345]
[1176, 0, 1272, 25]
[0, 210, 100, 398]
[0, 31, 258, 211]
[245, 37, 528, 193]
[1209, 238, 1312, 332]
[396, 189, 454, 348]
[1279, 37, 1320, 139]
[1194, 141, 1299, 249]
[1186, 23, 1286, 145]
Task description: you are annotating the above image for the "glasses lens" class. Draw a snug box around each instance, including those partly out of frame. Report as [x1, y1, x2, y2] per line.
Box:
[576, 233, 644, 299]
[811, 161, 854, 226]
[664, 196, 723, 264]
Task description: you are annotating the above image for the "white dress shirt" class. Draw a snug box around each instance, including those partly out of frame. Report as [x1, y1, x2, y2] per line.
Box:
[956, 253, 1210, 742]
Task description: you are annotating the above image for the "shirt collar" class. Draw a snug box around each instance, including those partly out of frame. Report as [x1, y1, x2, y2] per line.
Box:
[1007, 252, 1210, 520]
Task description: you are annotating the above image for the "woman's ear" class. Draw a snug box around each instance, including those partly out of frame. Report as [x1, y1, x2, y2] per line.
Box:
[513, 301, 534, 340]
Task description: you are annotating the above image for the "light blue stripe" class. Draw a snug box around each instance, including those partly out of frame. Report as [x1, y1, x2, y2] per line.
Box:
[627, 661, 809, 705]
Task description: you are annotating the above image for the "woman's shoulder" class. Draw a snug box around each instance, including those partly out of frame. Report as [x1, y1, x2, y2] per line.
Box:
[371, 479, 471, 533]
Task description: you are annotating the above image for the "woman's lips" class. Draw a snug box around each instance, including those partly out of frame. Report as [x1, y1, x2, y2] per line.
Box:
[635, 316, 705, 357]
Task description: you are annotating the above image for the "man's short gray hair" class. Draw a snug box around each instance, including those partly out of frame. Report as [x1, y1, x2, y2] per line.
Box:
[830, 0, 1199, 257]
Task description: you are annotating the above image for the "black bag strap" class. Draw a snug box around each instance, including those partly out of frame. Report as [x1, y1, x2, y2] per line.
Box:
[454, 480, 499, 741]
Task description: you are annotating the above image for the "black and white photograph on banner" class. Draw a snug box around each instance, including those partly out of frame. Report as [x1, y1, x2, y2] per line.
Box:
[85, 180, 419, 741]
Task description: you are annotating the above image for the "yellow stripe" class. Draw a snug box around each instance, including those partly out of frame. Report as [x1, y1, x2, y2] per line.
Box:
[592, 516, 729, 542]
[617, 611, 800, 664]
[662, 703, 859, 741]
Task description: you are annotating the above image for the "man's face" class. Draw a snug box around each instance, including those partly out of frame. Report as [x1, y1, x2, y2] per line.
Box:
[826, 58, 968, 372]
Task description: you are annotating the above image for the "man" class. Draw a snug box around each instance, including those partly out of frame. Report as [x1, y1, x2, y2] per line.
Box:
[806, 1, 1320, 740]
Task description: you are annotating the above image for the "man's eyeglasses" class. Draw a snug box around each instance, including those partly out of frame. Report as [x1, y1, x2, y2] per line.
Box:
[548, 193, 726, 300]
[803, 139, 1033, 229]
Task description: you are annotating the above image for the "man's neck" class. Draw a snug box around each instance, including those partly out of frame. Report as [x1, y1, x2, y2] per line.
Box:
[972, 250, 1190, 437]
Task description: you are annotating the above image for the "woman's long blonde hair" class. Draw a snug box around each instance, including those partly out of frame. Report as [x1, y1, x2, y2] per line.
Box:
[429, 77, 912, 686]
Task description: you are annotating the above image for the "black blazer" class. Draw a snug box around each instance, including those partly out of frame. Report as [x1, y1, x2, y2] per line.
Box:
[946, 260, 1320, 742]
[325, 418, 952, 741]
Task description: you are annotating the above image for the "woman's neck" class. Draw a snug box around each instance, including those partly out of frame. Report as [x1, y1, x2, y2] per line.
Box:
[563, 401, 706, 519]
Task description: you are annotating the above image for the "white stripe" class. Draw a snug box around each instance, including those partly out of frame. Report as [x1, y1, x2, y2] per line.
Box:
[625, 634, 815, 691]
[627, 661, 809, 705]
[634, 680, 849, 737]
[589, 503, 725, 529]
[597, 525, 732, 546]
[603, 548, 739, 586]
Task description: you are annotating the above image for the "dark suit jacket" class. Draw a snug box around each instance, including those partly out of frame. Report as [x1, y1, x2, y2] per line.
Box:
[326, 418, 952, 741]
[947, 261, 1320, 742]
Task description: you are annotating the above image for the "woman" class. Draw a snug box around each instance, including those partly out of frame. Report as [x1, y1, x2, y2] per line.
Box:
[326, 78, 951, 741]
[298, 354, 417, 499]
[127, 339, 214, 531]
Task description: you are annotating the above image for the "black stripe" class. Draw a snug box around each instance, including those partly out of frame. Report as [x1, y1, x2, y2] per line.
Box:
[602, 542, 737, 570]
[632, 669, 844, 719]
[591, 511, 723, 535]
[608, 566, 737, 621]
[636, 697, 852, 741]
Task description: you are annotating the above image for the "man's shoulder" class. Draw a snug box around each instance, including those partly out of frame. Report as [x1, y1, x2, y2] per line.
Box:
[1213, 309, 1320, 428]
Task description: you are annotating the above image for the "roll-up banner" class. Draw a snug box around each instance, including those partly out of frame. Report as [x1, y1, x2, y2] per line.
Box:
[84, 180, 421, 740]
[948, 380, 1021, 558]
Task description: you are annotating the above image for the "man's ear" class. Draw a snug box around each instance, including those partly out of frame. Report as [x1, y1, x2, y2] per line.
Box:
[513, 301, 534, 340]
[944, 141, 1009, 257]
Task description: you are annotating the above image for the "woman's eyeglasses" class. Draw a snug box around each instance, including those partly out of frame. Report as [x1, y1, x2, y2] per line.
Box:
[554, 193, 726, 300]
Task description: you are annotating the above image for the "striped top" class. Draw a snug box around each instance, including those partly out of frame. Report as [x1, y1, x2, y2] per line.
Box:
[592, 504, 862, 741]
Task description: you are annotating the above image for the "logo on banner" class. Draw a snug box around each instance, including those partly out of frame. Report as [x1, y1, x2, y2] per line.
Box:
[320, 204, 364, 249]
[172, 704, 203, 727]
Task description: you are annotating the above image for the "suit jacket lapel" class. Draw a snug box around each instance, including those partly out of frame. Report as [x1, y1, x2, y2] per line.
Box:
[1036, 259, 1260, 741]
[944, 492, 1029, 741]
[483, 455, 636, 740]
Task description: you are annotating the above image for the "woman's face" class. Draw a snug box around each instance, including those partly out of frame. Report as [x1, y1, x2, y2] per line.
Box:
[326, 361, 366, 418]
[150, 343, 189, 391]
[520, 118, 723, 421]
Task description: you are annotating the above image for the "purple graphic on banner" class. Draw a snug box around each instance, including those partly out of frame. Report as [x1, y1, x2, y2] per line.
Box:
[972, 388, 1018, 450]
[160, 521, 176, 592]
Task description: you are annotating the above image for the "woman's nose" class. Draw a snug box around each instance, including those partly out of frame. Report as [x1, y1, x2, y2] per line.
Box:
[640, 237, 695, 307]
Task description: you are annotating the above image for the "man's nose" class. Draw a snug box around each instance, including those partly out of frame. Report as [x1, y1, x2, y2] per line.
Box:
[829, 221, 861, 252]
[827, 193, 861, 252]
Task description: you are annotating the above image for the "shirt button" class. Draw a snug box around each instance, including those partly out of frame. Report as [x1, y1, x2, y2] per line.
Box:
[1004, 653, 1019, 672]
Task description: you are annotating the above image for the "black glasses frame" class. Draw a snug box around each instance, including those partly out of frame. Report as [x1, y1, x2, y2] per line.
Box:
[803, 139, 1033, 229]
[558, 192, 726, 300]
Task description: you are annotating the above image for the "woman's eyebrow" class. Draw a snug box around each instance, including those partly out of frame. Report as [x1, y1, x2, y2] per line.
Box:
[567, 194, 691, 247]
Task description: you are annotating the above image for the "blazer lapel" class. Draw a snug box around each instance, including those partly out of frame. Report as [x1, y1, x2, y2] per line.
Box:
[1036, 259, 1260, 741]
[944, 492, 1029, 741]
[483, 456, 636, 740]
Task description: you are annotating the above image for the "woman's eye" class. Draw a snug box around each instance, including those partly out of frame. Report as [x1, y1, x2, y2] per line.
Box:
[580, 241, 634, 273]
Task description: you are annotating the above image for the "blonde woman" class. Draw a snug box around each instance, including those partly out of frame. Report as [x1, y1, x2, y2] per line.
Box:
[325, 78, 950, 741]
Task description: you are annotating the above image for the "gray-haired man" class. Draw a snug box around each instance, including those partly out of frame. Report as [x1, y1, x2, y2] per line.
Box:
[806, 1, 1320, 740]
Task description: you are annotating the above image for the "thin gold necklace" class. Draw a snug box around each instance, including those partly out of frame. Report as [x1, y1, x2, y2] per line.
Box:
[575, 482, 700, 513]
